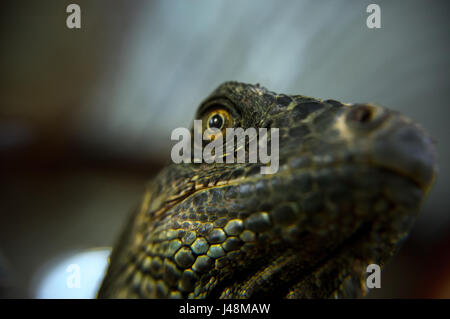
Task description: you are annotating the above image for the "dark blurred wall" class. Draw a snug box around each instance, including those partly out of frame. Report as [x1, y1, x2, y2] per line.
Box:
[0, 0, 156, 296]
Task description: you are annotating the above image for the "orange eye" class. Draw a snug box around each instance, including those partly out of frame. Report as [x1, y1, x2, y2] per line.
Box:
[208, 113, 225, 130]
[205, 109, 231, 130]
[200, 108, 232, 140]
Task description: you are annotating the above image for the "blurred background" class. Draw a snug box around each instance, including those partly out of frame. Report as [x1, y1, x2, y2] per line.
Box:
[0, 0, 449, 298]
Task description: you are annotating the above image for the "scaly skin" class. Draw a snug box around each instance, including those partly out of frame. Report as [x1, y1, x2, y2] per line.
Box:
[98, 82, 436, 298]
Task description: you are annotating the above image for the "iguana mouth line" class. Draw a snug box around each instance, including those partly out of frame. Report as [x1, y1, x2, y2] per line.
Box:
[151, 159, 423, 228]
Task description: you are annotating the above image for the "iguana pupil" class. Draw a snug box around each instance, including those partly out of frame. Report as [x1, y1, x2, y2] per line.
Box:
[208, 114, 224, 129]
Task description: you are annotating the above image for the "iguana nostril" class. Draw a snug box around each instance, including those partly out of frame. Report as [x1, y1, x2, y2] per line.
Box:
[349, 105, 374, 123]
[346, 104, 388, 131]
[358, 108, 372, 122]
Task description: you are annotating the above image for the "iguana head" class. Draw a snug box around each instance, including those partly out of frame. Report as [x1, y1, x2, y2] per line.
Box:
[99, 82, 436, 298]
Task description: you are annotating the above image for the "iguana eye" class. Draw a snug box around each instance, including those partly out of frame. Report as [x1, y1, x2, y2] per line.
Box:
[208, 113, 224, 129]
[203, 108, 232, 131]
